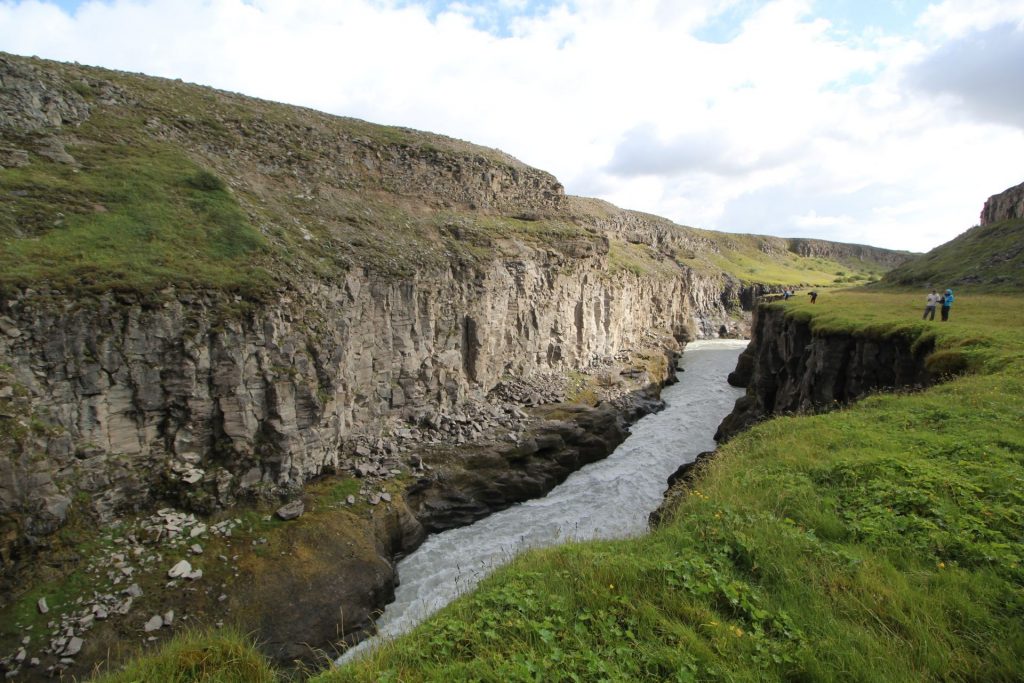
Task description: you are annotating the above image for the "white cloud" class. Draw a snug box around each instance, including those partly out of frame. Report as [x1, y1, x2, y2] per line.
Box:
[1, 0, 1022, 251]
[793, 211, 854, 228]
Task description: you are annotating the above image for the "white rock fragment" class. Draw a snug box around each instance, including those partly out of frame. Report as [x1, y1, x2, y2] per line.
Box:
[37, 597, 49, 614]
[190, 544, 203, 555]
[63, 636, 83, 656]
[143, 615, 163, 632]
[167, 559, 192, 578]
[190, 524, 206, 538]
[163, 610, 174, 626]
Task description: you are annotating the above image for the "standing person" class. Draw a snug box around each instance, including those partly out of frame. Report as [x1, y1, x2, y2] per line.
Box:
[941, 289, 954, 321]
[808, 290, 818, 304]
[923, 289, 939, 320]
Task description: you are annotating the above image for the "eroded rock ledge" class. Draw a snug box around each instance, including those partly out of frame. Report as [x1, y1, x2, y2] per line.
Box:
[652, 305, 937, 529]
[714, 306, 935, 441]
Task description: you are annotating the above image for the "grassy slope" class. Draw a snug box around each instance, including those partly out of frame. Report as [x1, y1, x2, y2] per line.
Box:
[0, 53, 900, 299]
[314, 291, 1024, 682]
[880, 218, 1024, 291]
[92, 290, 1024, 681]
[0, 122, 273, 299]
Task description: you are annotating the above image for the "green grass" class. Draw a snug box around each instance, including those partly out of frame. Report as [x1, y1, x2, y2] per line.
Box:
[704, 246, 879, 287]
[0, 118, 273, 299]
[881, 218, 1024, 290]
[313, 290, 1024, 682]
[88, 629, 276, 683]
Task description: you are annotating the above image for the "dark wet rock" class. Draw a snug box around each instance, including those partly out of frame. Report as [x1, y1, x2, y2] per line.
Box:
[406, 390, 662, 533]
[715, 306, 933, 442]
[649, 450, 716, 528]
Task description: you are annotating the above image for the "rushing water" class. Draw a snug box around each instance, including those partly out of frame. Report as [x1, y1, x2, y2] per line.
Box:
[339, 339, 748, 662]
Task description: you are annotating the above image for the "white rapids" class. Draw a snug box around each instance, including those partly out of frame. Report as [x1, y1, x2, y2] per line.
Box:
[338, 339, 748, 663]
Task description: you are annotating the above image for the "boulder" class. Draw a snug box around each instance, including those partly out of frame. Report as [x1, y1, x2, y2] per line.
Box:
[275, 499, 305, 521]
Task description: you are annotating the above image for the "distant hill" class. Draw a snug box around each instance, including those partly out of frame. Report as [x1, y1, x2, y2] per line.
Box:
[881, 182, 1024, 290]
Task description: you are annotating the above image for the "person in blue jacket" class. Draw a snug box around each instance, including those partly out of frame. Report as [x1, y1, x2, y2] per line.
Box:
[941, 289, 954, 321]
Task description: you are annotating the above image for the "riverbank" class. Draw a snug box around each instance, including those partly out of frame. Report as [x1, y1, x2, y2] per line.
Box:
[32, 290, 1024, 682]
[0, 346, 680, 680]
[315, 291, 1024, 681]
[339, 340, 746, 661]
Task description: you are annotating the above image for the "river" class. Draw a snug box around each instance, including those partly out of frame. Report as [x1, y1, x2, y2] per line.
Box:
[339, 339, 748, 662]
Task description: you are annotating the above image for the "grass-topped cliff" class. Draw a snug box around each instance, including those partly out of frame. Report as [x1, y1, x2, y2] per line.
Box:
[0, 52, 907, 300]
[89, 290, 1024, 682]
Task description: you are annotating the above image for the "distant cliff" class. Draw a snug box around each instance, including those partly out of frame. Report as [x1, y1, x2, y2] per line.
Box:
[786, 238, 913, 268]
[980, 180, 1024, 225]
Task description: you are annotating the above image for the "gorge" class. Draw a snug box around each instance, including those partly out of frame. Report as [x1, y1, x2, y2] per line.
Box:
[0, 52, 918, 679]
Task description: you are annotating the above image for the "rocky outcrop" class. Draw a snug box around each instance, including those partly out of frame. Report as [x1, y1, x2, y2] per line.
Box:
[785, 238, 912, 268]
[980, 180, 1024, 225]
[408, 383, 666, 533]
[0, 251, 745, 571]
[715, 306, 934, 441]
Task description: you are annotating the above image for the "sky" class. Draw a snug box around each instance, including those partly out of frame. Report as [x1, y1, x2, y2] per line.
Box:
[1, 0, 1023, 251]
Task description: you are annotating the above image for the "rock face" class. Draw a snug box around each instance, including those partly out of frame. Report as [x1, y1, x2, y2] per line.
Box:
[407, 388, 664, 533]
[715, 306, 934, 441]
[0, 257, 739, 566]
[0, 52, 907, 574]
[980, 181, 1024, 225]
[785, 238, 912, 268]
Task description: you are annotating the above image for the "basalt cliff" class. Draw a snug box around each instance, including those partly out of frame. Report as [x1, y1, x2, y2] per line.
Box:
[0, 52, 911, 676]
[714, 306, 935, 442]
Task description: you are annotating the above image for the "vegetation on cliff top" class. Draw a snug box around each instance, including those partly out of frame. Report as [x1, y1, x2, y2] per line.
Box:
[1, 52, 902, 299]
[85, 291, 1024, 681]
[879, 217, 1024, 291]
[0, 120, 273, 299]
[314, 291, 1024, 682]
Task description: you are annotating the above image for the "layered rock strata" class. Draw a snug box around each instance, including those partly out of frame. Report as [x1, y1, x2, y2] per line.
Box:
[0, 253, 745, 571]
[715, 306, 934, 441]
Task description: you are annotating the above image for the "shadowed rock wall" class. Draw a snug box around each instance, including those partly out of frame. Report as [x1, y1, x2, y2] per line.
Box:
[0, 249, 751, 568]
[715, 306, 934, 441]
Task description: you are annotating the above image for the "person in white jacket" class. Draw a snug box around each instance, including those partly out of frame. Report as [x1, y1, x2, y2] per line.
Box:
[923, 289, 940, 320]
